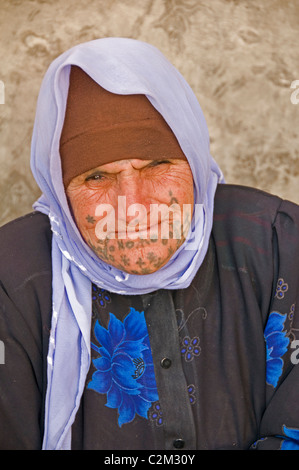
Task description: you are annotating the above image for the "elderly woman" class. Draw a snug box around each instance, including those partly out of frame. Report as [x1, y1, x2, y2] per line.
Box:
[0, 38, 299, 451]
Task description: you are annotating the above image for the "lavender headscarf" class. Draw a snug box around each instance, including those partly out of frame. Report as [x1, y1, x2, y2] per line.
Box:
[30, 38, 224, 449]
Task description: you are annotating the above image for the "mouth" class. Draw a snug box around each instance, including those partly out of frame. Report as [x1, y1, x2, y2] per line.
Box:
[111, 221, 162, 240]
[97, 220, 184, 240]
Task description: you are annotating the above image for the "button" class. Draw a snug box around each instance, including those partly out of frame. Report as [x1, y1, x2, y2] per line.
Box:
[173, 439, 185, 449]
[160, 357, 172, 369]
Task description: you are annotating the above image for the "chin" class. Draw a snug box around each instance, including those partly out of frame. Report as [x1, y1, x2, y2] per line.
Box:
[89, 235, 184, 275]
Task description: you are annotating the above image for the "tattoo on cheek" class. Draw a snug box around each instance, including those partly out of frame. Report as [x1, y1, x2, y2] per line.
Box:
[86, 214, 96, 224]
[169, 190, 179, 205]
[84, 190, 185, 270]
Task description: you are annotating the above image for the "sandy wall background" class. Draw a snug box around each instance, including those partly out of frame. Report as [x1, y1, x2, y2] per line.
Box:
[1, 0, 299, 226]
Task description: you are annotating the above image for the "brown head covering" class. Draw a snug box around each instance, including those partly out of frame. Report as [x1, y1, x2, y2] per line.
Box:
[60, 66, 186, 187]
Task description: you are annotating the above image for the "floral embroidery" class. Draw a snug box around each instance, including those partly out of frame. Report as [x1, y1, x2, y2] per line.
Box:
[281, 425, 299, 450]
[88, 308, 159, 427]
[275, 278, 288, 300]
[289, 303, 295, 321]
[187, 384, 196, 405]
[287, 304, 299, 344]
[92, 285, 111, 307]
[149, 402, 163, 426]
[264, 312, 290, 388]
[181, 336, 201, 361]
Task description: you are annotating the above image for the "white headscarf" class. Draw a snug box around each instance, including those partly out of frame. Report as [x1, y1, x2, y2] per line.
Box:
[31, 37, 224, 449]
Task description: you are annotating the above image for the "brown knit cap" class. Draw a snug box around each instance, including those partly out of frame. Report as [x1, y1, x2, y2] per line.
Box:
[60, 66, 186, 188]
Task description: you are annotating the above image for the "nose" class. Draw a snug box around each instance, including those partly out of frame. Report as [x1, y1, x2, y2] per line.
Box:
[115, 166, 150, 228]
[117, 165, 151, 207]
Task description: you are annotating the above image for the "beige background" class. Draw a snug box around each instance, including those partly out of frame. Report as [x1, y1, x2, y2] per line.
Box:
[1, 0, 299, 227]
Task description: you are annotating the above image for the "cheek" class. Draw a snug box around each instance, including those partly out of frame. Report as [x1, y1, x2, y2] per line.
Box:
[185, 172, 194, 205]
[179, 180, 194, 204]
[67, 188, 106, 233]
[172, 170, 194, 206]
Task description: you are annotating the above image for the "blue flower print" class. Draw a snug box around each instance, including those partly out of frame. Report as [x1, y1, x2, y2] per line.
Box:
[187, 384, 196, 405]
[88, 308, 159, 427]
[92, 285, 111, 307]
[281, 425, 299, 450]
[264, 312, 290, 388]
[275, 278, 288, 300]
[149, 402, 163, 426]
[181, 336, 201, 362]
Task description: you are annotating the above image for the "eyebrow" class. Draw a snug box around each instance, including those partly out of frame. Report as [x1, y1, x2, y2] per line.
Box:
[85, 159, 173, 178]
[146, 159, 172, 166]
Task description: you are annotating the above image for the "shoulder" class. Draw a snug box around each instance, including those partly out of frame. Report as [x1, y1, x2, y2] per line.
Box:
[212, 184, 299, 278]
[212, 184, 284, 267]
[213, 183, 299, 231]
[0, 211, 51, 235]
[213, 184, 284, 236]
[0, 211, 52, 291]
[214, 184, 283, 220]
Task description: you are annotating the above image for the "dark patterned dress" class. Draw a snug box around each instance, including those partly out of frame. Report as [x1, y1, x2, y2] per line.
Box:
[1, 185, 299, 450]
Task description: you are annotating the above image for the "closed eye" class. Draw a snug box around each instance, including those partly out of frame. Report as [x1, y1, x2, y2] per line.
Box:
[147, 159, 172, 168]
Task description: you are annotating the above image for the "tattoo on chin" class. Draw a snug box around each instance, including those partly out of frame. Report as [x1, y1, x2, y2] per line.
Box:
[85, 192, 186, 272]
[87, 236, 175, 273]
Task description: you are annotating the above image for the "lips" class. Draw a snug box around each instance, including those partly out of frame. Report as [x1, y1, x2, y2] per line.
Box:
[94, 200, 189, 241]
[112, 220, 163, 240]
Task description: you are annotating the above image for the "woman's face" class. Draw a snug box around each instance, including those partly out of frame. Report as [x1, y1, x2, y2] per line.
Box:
[66, 158, 194, 275]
